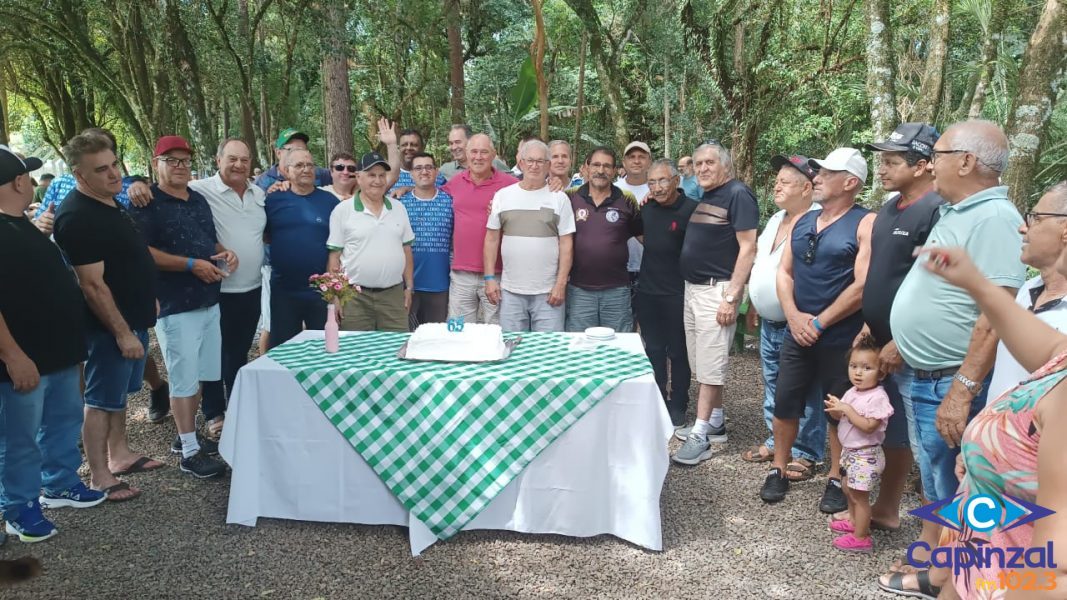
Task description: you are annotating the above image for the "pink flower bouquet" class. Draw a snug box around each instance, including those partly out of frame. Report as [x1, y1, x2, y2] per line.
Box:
[308, 272, 361, 305]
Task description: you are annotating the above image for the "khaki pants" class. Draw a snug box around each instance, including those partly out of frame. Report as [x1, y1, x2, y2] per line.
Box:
[447, 270, 500, 324]
[683, 281, 736, 385]
[340, 284, 408, 332]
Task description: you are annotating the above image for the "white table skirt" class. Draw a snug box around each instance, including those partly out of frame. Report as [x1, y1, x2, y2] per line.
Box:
[219, 331, 673, 556]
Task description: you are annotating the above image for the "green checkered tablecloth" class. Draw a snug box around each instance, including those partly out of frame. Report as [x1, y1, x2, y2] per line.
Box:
[267, 331, 653, 539]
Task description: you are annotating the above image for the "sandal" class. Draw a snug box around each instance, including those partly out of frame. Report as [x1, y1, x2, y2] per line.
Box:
[830, 511, 901, 532]
[111, 456, 165, 477]
[741, 444, 773, 463]
[98, 481, 142, 503]
[877, 569, 941, 599]
[785, 458, 816, 481]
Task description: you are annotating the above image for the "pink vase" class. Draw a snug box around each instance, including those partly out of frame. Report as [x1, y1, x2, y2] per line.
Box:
[325, 303, 340, 353]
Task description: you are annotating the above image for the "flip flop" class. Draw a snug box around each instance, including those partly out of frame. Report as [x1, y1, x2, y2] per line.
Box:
[111, 456, 165, 477]
[99, 481, 142, 503]
[877, 569, 941, 599]
[785, 458, 816, 481]
[741, 445, 773, 463]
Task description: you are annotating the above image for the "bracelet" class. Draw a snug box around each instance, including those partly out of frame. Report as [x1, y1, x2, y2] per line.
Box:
[186, 257, 195, 272]
[483, 275, 496, 281]
[811, 317, 825, 333]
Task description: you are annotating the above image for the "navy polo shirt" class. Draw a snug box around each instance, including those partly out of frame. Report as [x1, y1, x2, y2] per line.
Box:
[131, 185, 221, 317]
[265, 188, 339, 299]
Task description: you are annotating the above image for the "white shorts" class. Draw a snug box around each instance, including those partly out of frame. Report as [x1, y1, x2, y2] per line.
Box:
[156, 304, 222, 397]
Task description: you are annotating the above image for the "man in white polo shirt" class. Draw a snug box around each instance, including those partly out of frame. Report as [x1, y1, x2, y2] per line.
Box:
[188, 138, 265, 437]
[327, 152, 415, 332]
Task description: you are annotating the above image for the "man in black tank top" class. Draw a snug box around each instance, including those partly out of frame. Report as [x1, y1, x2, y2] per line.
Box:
[760, 148, 877, 516]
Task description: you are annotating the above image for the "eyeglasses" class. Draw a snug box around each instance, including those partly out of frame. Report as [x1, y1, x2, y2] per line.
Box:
[333, 164, 358, 173]
[523, 158, 548, 167]
[411, 165, 436, 172]
[930, 149, 968, 162]
[1025, 211, 1067, 227]
[801, 232, 820, 265]
[648, 178, 676, 188]
[157, 156, 192, 168]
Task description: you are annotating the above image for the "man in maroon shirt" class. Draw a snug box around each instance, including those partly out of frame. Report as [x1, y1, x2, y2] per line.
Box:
[565, 147, 642, 332]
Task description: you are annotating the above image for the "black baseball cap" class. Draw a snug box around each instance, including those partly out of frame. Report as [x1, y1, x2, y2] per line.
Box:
[357, 152, 390, 172]
[865, 123, 940, 158]
[0, 145, 43, 186]
[770, 154, 817, 182]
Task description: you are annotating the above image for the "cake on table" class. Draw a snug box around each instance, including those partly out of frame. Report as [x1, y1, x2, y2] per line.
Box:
[405, 323, 507, 362]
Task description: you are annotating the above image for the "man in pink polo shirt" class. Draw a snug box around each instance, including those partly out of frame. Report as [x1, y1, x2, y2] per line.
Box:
[441, 133, 518, 324]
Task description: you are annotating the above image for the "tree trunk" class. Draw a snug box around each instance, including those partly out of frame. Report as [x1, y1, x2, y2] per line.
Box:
[1003, 0, 1067, 211]
[0, 80, 8, 146]
[663, 65, 670, 158]
[968, 0, 1009, 119]
[445, 0, 465, 124]
[322, 2, 354, 161]
[911, 0, 951, 122]
[164, 0, 215, 165]
[531, 0, 550, 141]
[865, 0, 897, 142]
[574, 31, 587, 159]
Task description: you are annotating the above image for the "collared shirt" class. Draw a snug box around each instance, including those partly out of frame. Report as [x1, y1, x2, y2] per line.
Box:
[399, 188, 453, 293]
[389, 169, 447, 194]
[637, 190, 697, 296]
[253, 164, 332, 192]
[487, 182, 576, 295]
[36, 173, 140, 218]
[265, 188, 338, 298]
[441, 167, 518, 273]
[891, 186, 1026, 370]
[988, 276, 1067, 399]
[131, 185, 221, 317]
[567, 183, 642, 290]
[326, 192, 414, 289]
[189, 174, 267, 294]
[749, 205, 820, 323]
[439, 158, 509, 181]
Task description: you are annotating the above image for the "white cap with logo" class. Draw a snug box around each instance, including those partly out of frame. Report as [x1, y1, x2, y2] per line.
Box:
[808, 148, 868, 182]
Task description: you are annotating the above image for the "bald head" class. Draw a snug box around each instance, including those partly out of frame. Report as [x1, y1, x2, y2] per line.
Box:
[466, 133, 497, 179]
[930, 119, 1009, 202]
[942, 119, 1009, 176]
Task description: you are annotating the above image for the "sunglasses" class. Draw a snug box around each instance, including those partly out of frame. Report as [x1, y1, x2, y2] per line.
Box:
[802, 232, 820, 265]
[333, 164, 358, 173]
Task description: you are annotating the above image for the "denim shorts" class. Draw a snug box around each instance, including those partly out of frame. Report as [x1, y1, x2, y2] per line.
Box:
[83, 328, 149, 412]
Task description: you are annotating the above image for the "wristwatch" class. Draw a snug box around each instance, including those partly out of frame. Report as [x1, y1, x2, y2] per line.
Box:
[954, 372, 983, 396]
[723, 293, 737, 304]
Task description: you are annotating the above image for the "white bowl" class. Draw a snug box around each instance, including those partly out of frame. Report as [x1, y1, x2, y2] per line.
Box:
[585, 327, 616, 339]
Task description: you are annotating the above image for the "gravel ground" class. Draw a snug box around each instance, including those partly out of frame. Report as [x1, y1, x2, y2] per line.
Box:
[1, 342, 920, 599]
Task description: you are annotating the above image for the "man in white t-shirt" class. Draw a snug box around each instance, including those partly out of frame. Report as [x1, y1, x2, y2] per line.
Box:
[616, 141, 652, 325]
[744, 154, 825, 474]
[989, 182, 1067, 399]
[484, 140, 575, 332]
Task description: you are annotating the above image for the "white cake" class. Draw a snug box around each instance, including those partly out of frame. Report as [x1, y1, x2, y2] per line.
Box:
[405, 323, 507, 362]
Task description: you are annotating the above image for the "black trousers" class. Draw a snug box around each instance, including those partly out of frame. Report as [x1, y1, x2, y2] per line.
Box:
[269, 290, 327, 350]
[772, 333, 851, 420]
[201, 288, 262, 421]
[635, 291, 691, 422]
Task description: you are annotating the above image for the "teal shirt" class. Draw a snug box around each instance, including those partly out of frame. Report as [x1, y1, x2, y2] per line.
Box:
[890, 186, 1025, 370]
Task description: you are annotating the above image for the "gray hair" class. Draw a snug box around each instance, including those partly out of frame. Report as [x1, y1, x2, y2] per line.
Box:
[281, 147, 312, 171]
[520, 139, 550, 160]
[548, 139, 572, 154]
[693, 142, 734, 173]
[62, 132, 113, 170]
[952, 119, 1009, 175]
[1043, 181, 1067, 212]
[650, 158, 679, 177]
[216, 137, 249, 159]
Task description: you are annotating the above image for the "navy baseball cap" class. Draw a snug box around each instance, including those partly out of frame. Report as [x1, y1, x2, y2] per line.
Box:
[357, 152, 390, 172]
[866, 123, 940, 158]
[770, 154, 817, 182]
[0, 145, 43, 186]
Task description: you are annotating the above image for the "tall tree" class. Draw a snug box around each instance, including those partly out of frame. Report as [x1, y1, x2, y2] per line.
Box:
[865, 0, 897, 142]
[530, 0, 549, 141]
[1003, 0, 1067, 210]
[445, 0, 465, 124]
[164, 0, 216, 163]
[322, 1, 354, 160]
[911, 0, 951, 122]
[966, 0, 1009, 119]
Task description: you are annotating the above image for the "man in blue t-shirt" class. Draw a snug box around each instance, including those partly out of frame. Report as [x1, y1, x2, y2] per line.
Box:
[132, 136, 234, 479]
[265, 148, 339, 347]
[388, 129, 446, 198]
[398, 152, 453, 327]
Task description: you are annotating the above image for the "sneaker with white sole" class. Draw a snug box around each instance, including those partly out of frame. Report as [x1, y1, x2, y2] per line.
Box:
[5, 500, 57, 543]
[674, 422, 727, 443]
[672, 433, 714, 465]
[179, 451, 227, 479]
[40, 482, 106, 509]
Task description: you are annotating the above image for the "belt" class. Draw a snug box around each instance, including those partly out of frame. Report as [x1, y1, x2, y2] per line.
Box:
[913, 366, 960, 380]
[691, 278, 727, 286]
[358, 283, 402, 293]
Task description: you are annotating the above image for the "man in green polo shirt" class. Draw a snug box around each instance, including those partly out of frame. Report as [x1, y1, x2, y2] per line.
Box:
[888, 120, 1024, 515]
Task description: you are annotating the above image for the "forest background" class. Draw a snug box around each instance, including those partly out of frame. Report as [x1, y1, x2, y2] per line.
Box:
[0, 0, 1063, 213]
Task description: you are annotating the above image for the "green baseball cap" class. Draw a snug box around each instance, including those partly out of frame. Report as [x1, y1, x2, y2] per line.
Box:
[274, 128, 310, 149]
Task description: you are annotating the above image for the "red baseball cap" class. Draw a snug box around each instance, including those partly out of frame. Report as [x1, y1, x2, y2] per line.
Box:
[154, 135, 194, 157]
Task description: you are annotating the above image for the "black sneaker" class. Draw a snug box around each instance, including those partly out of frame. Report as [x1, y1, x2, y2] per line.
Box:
[179, 451, 227, 479]
[171, 434, 219, 457]
[148, 383, 170, 423]
[760, 468, 789, 503]
[819, 478, 848, 514]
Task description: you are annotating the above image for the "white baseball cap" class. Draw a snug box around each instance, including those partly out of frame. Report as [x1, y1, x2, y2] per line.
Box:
[809, 148, 868, 182]
[624, 141, 651, 156]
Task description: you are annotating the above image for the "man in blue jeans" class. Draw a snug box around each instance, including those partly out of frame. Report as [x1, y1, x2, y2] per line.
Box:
[890, 120, 1024, 510]
[0, 146, 106, 543]
[745, 154, 824, 475]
